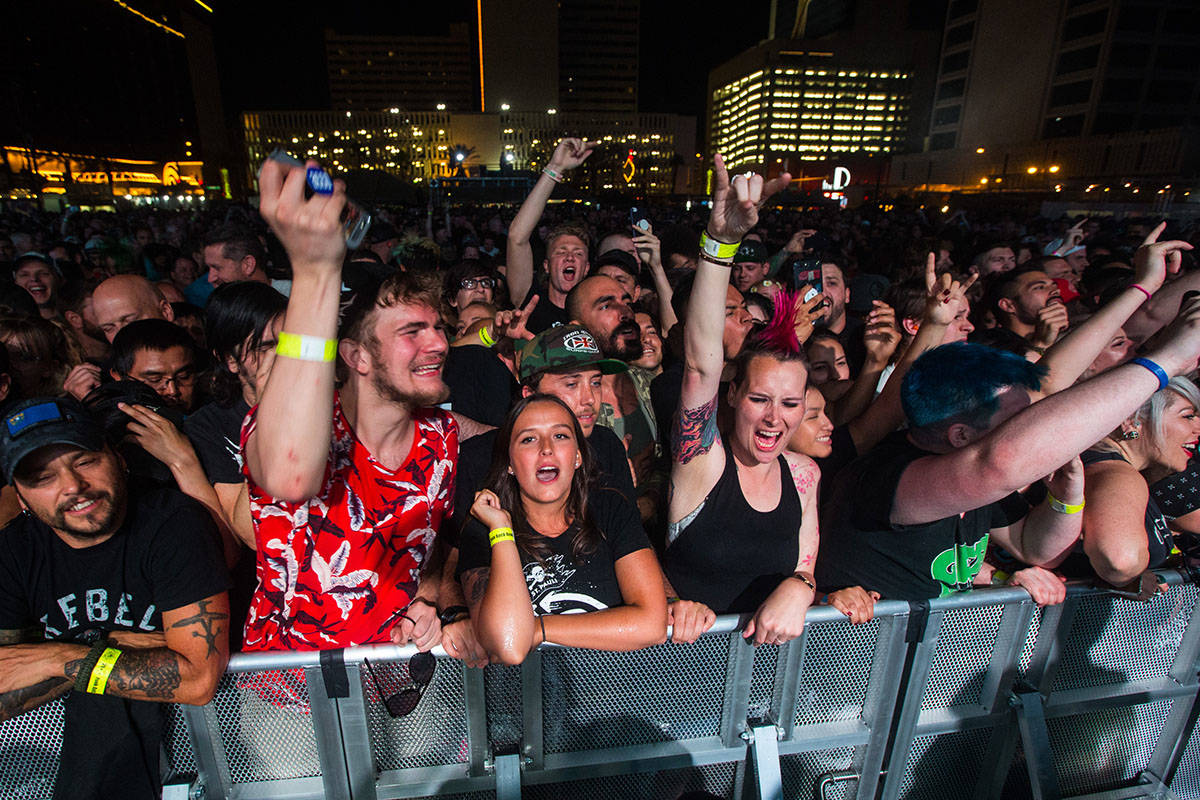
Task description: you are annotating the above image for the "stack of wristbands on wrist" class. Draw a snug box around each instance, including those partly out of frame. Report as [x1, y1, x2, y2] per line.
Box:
[75, 638, 122, 695]
[699, 232, 739, 265]
[276, 332, 337, 362]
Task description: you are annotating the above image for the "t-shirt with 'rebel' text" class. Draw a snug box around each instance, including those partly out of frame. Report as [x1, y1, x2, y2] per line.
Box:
[241, 393, 458, 651]
[0, 487, 229, 800]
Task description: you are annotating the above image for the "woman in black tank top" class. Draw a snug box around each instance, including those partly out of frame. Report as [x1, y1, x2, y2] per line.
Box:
[1077, 376, 1200, 587]
[664, 162, 822, 648]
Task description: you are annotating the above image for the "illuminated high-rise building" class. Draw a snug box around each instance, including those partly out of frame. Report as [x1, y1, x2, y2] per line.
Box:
[707, 43, 912, 171]
[325, 27, 477, 112]
[558, 0, 639, 113]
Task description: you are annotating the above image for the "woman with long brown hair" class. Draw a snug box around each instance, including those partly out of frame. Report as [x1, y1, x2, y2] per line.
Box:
[456, 394, 666, 664]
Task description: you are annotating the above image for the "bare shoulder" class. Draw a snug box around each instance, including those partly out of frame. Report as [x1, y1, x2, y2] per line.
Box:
[782, 451, 820, 498]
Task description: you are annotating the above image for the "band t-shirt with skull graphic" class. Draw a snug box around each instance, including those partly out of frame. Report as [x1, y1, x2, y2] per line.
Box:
[457, 488, 650, 614]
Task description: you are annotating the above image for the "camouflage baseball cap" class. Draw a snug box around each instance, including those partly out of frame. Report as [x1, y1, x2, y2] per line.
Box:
[519, 324, 628, 383]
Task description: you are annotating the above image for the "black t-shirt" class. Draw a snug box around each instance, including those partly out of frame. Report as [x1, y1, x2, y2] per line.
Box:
[521, 285, 571, 336]
[445, 426, 636, 546]
[813, 424, 858, 486]
[456, 488, 650, 613]
[650, 360, 684, 452]
[816, 432, 1029, 600]
[0, 487, 230, 800]
[444, 345, 517, 428]
[832, 314, 867, 377]
[184, 399, 250, 485]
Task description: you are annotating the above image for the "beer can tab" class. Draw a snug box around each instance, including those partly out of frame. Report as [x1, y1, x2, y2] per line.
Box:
[306, 167, 334, 195]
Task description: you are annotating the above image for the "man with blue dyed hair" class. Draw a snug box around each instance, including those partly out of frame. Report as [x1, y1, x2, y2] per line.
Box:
[816, 267, 1200, 601]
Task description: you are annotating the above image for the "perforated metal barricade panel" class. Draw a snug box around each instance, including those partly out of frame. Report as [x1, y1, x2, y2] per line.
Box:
[540, 635, 732, 753]
[523, 761, 736, 800]
[1051, 585, 1198, 693]
[162, 702, 197, 776]
[795, 618, 881, 727]
[213, 669, 322, 783]
[781, 747, 856, 799]
[483, 664, 523, 751]
[1048, 699, 1173, 795]
[1172, 718, 1200, 800]
[749, 642, 779, 720]
[897, 729, 991, 799]
[0, 696, 63, 800]
[401, 791, 496, 800]
[921, 604, 1004, 711]
[363, 655, 470, 770]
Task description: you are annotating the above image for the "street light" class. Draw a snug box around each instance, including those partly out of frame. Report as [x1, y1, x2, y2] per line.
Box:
[456, 152, 465, 162]
[1048, 165, 1060, 173]
[1026, 166, 1038, 174]
[501, 103, 510, 111]
[975, 147, 985, 154]
[437, 103, 446, 111]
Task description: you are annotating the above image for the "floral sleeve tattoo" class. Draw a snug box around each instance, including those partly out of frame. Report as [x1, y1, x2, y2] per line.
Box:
[672, 395, 720, 465]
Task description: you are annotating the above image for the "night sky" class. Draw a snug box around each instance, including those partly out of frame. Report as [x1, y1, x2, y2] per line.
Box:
[211, 1, 770, 122]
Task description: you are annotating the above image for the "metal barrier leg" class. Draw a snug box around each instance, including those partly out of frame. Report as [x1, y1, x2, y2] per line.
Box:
[854, 613, 910, 800]
[878, 607, 942, 800]
[746, 722, 783, 800]
[337, 663, 377, 800]
[464, 665, 490, 778]
[495, 751, 522, 800]
[181, 702, 232, 800]
[305, 665, 353, 800]
[1011, 681, 1060, 800]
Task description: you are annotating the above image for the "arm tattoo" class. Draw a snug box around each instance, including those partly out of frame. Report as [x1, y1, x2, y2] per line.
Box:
[105, 649, 182, 700]
[169, 598, 228, 658]
[672, 396, 720, 465]
[0, 677, 72, 721]
[461, 568, 490, 606]
[0, 629, 28, 645]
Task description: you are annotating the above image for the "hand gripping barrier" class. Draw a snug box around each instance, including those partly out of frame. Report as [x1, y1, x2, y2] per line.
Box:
[4, 571, 1200, 800]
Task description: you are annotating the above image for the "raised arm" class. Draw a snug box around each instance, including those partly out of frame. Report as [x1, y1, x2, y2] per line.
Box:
[846, 257, 973, 454]
[244, 159, 347, 502]
[1038, 223, 1192, 393]
[670, 157, 791, 516]
[894, 264, 1200, 526]
[0, 593, 230, 715]
[505, 138, 596, 304]
[634, 226, 678, 334]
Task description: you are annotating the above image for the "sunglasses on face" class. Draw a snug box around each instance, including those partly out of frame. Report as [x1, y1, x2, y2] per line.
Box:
[363, 652, 436, 717]
[460, 277, 496, 291]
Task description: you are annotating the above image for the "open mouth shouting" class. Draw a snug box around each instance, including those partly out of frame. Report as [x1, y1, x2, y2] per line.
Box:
[535, 463, 562, 484]
[754, 429, 783, 452]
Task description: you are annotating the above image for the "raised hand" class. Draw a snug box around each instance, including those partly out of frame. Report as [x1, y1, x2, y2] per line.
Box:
[1032, 303, 1071, 350]
[862, 301, 901, 366]
[706, 154, 792, 244]
[257, 158, 347, 274]
[492, 294, 540, 342]
[548, 138, 600, 172]
[923, 252, 978, 327]
[1132, 222, 1193, 295]
[1145, 274, 1200, 376]
[633, 227, 662, 269]
[786, 229, 817, 253]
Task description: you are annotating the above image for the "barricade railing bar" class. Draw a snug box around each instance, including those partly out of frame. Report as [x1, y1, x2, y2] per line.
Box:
[4, 573, 1200, 800]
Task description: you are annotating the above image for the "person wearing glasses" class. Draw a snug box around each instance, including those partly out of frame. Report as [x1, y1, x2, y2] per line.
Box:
[443, 261, 500, 321]
[456, 394, 666, 664]
[108, 319, 203, 413]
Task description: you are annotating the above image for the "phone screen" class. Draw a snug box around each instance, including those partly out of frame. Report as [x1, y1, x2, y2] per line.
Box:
[791, 258, 823, 298]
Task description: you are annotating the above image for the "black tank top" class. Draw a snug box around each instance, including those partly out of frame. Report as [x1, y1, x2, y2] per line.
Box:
[664, 441, 802, 613]
[1077, 449, 1173, 570]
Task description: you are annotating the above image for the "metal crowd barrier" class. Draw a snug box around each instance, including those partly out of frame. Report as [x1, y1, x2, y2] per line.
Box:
[4, 571, 1200, 800]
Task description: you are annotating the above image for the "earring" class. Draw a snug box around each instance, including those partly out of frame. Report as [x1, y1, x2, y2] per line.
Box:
[507, 466, 514, 475]
[1122, 428, 1140, 440]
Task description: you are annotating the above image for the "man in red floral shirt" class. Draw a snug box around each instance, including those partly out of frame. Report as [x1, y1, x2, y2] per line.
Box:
[241, 159, 455, 652]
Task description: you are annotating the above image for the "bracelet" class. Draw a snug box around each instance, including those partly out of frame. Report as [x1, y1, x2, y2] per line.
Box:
[1130, 283, 1152, 301]
[791, 571, 817, 592]
[1046, 490, 1085, 515]
[276, 331, 337, 362]
[699, 231, 739, 261]
[489, 526, 515, 547]
[478, 326, 496, 347]
[542, 167, 562, 183]
[539, 614, 547, 645]
[86, 647, 122, 695]
[1131, 357, 1170, 391]
[698, 252, 734, 267]
[73, 638, 111, 693]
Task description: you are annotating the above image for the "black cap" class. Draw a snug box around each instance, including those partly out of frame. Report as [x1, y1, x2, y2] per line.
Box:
[594, 249, 640, 278]
[0, 398, 105, 485]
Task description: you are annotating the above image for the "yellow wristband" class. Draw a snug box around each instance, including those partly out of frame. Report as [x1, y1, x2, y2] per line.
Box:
[86, 647, 122, 694]
[478, 326, 496, 347]
[276, 331, 337, 362]
[699, 231, 740, 261]
[1046, 490, 1084, 515]
[489, 526, 515, 547]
